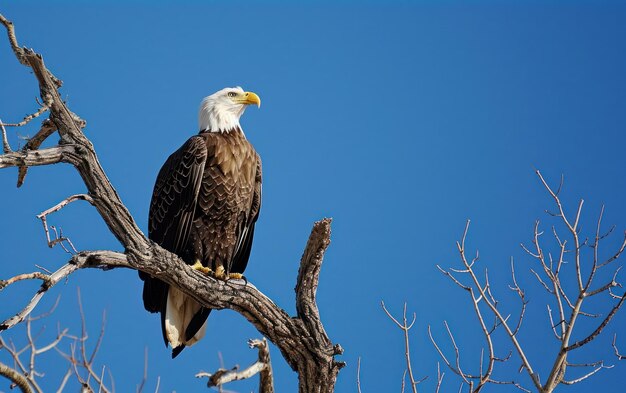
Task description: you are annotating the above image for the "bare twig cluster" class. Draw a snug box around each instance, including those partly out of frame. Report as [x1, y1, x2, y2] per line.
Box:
[0, 13, 342, 392]
[58, 291, 113, 393]
[0, 295, 118, 393]
[430, 224, 529, 393]
[432, 171, 626, 393]
[0, 306, 68, 393]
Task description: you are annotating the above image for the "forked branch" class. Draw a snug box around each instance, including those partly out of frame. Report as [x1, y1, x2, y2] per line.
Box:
[381, 301, 424, 393]
[0, 293, 143, 392]
[196, 338, 274, 392]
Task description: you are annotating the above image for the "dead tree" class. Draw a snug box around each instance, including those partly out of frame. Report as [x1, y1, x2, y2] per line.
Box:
[431, 171, 626, 392]
[0, 14, 344, 393]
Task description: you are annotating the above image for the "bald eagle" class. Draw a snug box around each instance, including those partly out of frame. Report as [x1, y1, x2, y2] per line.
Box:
[139, 87, 262, 358]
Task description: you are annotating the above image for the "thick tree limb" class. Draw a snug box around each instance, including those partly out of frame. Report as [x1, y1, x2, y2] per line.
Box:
[0, 13, 342, 393]
[0, 145, 75, 169]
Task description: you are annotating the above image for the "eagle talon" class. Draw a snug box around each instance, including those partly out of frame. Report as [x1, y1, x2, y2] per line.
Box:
[226, 272, 246, 282]
[192, 260, 213, 276]
[214, 265, 226, 280]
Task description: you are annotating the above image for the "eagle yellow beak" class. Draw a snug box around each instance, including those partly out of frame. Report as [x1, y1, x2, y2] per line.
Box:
[241, 91, 261, 108]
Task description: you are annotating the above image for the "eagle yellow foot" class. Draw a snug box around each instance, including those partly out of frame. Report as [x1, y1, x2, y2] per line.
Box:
[226, 272, 248, 284]
[191, 260, 213, 275]
[214, 265, 226, 280]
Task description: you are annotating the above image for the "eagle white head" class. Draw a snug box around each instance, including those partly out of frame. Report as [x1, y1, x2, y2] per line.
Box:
[198, 86, 261, 133]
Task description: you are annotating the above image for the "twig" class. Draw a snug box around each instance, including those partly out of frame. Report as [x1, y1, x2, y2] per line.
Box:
[56, 367, 73, 393]
[356, 357, 362, 393]
[0, 118, 11, 153]
[381, 301, 423, 393]
[508, 258, 527, 336]
[560, 362, 612, 385]
[75, 290, 110, 393]
[136, 348, 148, 393]
[36, 194, 94, 253]
[153, 376, 160, 393]
[612, 334, 626, 360]
[0, 99, 51, 128]
[434, 363, 444, 393]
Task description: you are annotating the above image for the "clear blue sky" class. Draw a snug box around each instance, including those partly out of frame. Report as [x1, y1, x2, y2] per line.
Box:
[2, 2, 626, 392]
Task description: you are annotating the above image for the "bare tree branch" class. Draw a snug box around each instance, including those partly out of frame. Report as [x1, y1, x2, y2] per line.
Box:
[559, 362, 612, 385]
[196, 338, 274, 393]
[0, 263, 80, 331]
[565, 293, 626, 351]
[0, 145, 74, 169]
[16, 118, 58, 187]
[36, 194, 94, 253]
[0, 98, 51, 128]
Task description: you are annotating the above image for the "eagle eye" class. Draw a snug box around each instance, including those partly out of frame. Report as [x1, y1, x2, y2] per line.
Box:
[227, 92, 237, 98]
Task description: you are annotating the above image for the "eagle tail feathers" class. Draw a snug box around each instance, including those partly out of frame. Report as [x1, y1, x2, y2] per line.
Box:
[164, 287, 208, 358]
[171, 345, 185, 359]
[185, 307, 211, 342]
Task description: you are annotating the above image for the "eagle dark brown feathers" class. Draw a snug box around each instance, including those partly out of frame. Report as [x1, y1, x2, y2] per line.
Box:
[139, 127, 261, 357]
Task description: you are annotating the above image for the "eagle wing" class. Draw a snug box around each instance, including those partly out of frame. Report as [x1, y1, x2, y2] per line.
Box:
[230, 154, 262, 274]
[140, 136, 208, 313]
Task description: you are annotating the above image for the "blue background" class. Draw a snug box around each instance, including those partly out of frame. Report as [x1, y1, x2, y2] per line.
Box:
[1, 2, 626, 392]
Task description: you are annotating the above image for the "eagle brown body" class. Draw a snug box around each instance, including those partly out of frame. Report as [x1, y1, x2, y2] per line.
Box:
[140, 125, 261, 358]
